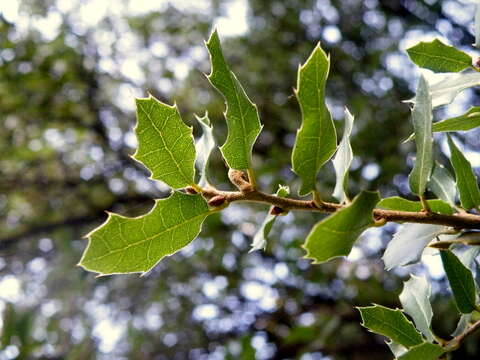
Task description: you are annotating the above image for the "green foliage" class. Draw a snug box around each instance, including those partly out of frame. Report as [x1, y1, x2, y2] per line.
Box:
[397, 343, 445, 360]
[447, 135, 480, 210]
[133, 96, 197, 189]
[409, 75, 433, 197]
[406, 39, 472, 73]
[377, 197, 453, 214]
[205, 30, 262, 171]
[303, 191, 380, 263]
[291, 44, 337, 196]
[358, 305, 423, 348]
[432, 107, 480, 133]
[440, 250, 478, 314]
[429, 162, 457, 206]
[80, 192, 212, 275]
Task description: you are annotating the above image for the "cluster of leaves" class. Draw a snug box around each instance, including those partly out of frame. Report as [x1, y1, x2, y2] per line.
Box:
[78, 19, 480, 359]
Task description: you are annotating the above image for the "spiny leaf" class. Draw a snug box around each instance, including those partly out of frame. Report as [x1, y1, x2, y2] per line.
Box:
[429, 162, 457, 206]
[409, 75, 433, 196]
[292, 43, 337, 196]
[399, 275, 434, 342]
[205, 30, 262, 170]
[250, 185, 290, 252]
[447, 135, 480, 210]
[80, 192, 211, 275]
[332, 108, 354, 203]
[407, 39, 472, 73]
[358, 305, 424, 348]
[133, 95, 196, 189]
[397, 342, 444, 360]
[195, 112, 215, 187]
[440, 249, 477, 314]
[377, 197, 453, 215]
[383, 224, 447, 270]
[303, 191, 380, 263]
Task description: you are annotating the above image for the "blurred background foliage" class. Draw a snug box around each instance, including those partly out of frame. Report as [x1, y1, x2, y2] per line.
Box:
[0, 0, 479, 359]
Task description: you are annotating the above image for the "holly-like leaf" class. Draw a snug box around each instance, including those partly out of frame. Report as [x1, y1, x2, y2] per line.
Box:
[292, 43, 337, 196]
[205, 30, 262, 170]
[358, 305, 424, 348]
[332, 108, 354, 203]
[440, 249, 477, 314]
[432, 107, 480, 133]
[447, 135, 480, 210]
[80, 192, 212, 275]
[399, 275, 434, 342]
[250, 185, 290, 252]
[383, 224, 447, 270]
[407, 39, 472, 73]
[303, 191, 380, 263]
[195, 112, 215, 187]
[377, 197, 453, 215]
[397, 342, 444, 360]
[409, 75, 433, 196]
[429, 162, 457, 206]
[133, 95, 196, 189]
[429, 72, 480, 108]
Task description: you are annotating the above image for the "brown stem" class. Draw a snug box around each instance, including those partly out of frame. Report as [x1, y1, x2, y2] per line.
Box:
[444, 319, 480, 351]
[200, 187, 480, 230]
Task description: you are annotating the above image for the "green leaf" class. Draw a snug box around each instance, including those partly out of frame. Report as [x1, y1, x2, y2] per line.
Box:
[440, 249, 477, 314]
[429, 162, 457, 206]
[133, 95, 196, 189]
[80, 192, 211, 275]
[292, 43, 337, 196]
[409, 75, 433, 196]
[447, 135, 480, 210]
[406, 107, 480, 142]
[250, 185, 290, 252]
[397, 342, 444, 360]
[399, 275, 434, 342]
[194, 112, 215, 187]
[432, 107, 480, 133]
[205, 30, 262, 170]
[303, 191, 380, 263]
[358, 305, 424, 348]
[332, 108, 354, 203]
[406, 39, 472, 73]
[383, 224, 446, 270]
[377, 197, 453, 215]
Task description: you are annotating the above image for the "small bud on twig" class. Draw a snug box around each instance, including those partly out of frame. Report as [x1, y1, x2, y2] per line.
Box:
[208, 195, 227, 207]
[185, 186, 198, 194]
[270, 206, 287, 216]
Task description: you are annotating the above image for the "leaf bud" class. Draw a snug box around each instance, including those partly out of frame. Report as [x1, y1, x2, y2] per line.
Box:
[208, 195, 227, 207]
[185, 186, 198, 194]
[270, 206, 287, 216]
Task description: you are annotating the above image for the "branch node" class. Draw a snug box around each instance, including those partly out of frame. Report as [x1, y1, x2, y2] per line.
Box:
[228, 169, 253, 193]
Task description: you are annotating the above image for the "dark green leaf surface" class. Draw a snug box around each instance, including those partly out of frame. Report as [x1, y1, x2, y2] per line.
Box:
[407, 39, 472, 73]
[133, 96, 196, 189]
[397, 342, 444, 360]
[432, 107, 480, 133]
[303, 191, 380, 263]
[409, 75, 433, 196]
[440, 250, 477, 314]
[358, 305, 424, 348]
[377, 197, 453, 215]
[447, 135, 480, 210]
[429, 162, 457, 206]
[80, 192, 211, 275]
[292, 43, 337, 195]
[206, 30, 262, 170]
